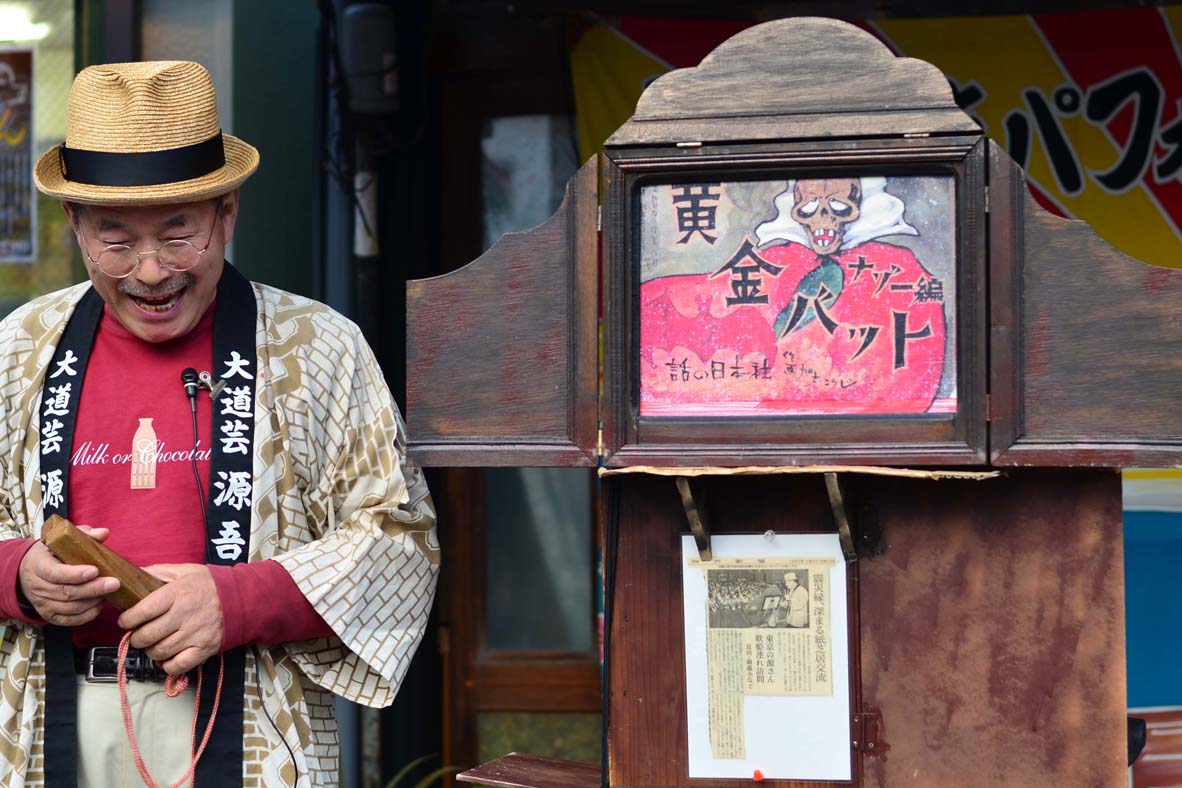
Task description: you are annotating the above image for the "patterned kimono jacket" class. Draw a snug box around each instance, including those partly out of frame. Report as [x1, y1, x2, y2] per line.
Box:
[0, 281, 440, 787]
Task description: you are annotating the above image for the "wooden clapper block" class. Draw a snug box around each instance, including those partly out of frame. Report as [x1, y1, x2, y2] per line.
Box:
[41, 514, 165, 611]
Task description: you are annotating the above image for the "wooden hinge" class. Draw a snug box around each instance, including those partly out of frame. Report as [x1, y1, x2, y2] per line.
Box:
[597, 204, 602, 233]
[597, 425, 604, 460]
[852, 704, 890, 761]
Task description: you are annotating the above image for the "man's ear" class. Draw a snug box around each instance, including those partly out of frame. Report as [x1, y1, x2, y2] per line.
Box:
[219, 189, 241, 245]
[62, 201, 81, 231]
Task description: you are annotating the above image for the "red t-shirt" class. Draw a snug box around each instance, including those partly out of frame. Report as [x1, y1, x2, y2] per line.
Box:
[0, 304, 330, 649]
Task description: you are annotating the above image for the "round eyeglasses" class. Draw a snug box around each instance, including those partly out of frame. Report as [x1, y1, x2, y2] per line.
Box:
[78, 200, 223, 279]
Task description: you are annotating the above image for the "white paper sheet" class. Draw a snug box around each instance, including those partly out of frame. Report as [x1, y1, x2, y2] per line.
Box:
[681, 533, 851, 780]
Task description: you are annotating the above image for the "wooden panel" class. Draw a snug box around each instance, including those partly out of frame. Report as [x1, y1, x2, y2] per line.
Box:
[472, 660, 601, 712]
[458, 753, 601, 788]
[406, 157, 599, 467]
[438, 468, 484, 773]
[606, 18, 978, 148]
[608, 474, 858, 788]
[454, 0, 1132, 17]
[859, 469, 1127, 788]
[989, 142, 1182, 465]
[608, 470, 1126, 788]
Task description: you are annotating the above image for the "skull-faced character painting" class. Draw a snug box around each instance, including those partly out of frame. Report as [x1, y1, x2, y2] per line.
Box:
[639, 176, 952, 416]
[789, 179, 861, 255]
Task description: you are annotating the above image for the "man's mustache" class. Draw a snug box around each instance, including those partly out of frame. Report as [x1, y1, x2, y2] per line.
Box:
[119, 272, 195, 298]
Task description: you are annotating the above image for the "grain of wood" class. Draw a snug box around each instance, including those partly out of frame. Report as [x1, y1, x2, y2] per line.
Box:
[406, 157, 599, 468]
[41, 515, 165, 611]
[458, 753, 600, 788]
[989, 142, 1182, 466]
[607, 18, 978, 146]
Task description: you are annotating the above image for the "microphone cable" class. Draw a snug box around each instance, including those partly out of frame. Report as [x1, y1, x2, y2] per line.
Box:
[181, 368, 207, 524]
[182, 368, 302, 783]
[251, 644, 302, 779]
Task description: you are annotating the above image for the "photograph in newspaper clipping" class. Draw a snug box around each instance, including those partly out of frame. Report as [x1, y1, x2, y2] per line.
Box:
[689, 557, 835, 759]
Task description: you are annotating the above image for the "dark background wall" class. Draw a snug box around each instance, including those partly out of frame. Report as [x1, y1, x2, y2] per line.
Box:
[231, 1, 321, 298]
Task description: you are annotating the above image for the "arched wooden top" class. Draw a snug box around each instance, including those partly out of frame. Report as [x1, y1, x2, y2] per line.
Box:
[607, 17, 980, 147]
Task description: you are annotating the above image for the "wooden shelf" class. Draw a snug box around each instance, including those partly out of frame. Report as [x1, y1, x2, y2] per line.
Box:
[457, 753, 601, 788]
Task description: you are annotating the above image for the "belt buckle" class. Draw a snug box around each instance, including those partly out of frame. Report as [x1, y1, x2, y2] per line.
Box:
[85, 646, 119, 683]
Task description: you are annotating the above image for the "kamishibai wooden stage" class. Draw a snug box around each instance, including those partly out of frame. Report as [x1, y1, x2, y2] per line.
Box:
[406, 17, 1180, 788]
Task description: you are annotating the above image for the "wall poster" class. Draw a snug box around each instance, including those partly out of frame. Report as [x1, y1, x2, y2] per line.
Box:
[681, 533, 851, 781]
[0, 49, 34, 263]
[640, 176, 956, 417]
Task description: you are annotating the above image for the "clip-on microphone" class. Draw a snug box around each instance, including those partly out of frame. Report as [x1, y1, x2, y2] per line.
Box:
[181, 367, 199, 413]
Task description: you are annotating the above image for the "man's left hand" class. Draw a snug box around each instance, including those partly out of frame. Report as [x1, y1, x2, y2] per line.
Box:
[118, 563, 223, 675]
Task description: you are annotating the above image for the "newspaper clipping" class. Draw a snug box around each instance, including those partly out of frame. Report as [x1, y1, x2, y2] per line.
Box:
[688, 556, 836, 760]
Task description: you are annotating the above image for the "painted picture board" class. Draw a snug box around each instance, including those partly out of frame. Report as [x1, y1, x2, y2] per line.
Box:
[640, 176, 956, 417]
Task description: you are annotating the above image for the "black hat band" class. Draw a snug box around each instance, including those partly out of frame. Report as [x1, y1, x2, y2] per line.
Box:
[60, 132, 225, 187]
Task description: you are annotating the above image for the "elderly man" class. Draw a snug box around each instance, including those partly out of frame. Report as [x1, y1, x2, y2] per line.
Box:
[0, 61, 438, 787]
[782, 571, 809, 628]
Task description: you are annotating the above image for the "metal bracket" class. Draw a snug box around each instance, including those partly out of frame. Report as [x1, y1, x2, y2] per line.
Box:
[676, 477, 711, 561]
[824, 472, 858, 563]
[196, 371, 226, 400]
[852, 704, 890, 761]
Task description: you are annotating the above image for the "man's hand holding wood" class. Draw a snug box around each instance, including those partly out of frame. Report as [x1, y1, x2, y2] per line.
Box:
[18, 525, 119, 626]
[118, 563, 224, 676]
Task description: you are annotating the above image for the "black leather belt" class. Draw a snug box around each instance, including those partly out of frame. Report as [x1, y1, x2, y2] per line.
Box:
[74, 646, 168, 683]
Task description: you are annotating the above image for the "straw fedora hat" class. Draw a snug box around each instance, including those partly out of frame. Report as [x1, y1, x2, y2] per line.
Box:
[34, 60, 258, 205]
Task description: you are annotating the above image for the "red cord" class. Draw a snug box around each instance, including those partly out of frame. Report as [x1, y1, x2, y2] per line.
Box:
[117, 631, 224, 788]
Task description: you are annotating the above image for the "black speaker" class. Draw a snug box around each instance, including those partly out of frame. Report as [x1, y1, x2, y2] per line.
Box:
[1128, 716, 1147, 767]
[340, 2, 399, 116]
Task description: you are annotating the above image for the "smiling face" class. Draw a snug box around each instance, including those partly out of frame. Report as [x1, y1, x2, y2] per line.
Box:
[65, 191, 239, 343]
[790, 178, 862, 255]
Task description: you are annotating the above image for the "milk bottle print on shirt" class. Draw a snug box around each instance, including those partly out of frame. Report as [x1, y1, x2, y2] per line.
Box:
[130, 417, 157, 489]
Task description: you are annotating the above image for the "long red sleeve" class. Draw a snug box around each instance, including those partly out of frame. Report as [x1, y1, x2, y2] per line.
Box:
[0, 539, 44, 625]
[208, 559, 333, 651]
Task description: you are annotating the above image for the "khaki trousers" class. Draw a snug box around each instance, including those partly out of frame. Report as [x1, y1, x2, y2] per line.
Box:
[76, 674, 197, 788]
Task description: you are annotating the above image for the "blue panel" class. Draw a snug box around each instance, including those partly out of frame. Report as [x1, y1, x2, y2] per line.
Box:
[1124, 510, 1182, 708]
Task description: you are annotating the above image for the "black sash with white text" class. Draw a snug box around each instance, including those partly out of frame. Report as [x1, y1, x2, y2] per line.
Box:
[40, 263, 257, 787]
